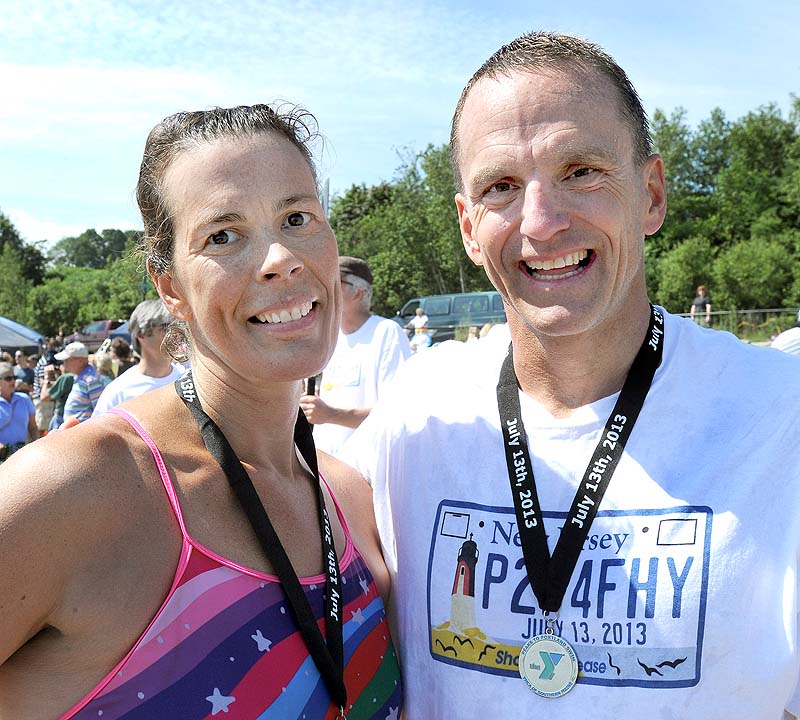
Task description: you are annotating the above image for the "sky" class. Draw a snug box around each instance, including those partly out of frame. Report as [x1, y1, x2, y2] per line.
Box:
[2, 0, 798, 247]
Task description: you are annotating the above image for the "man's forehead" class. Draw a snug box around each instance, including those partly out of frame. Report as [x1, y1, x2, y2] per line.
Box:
[456, 68, 631, 173]
[462, 67, 613, 127]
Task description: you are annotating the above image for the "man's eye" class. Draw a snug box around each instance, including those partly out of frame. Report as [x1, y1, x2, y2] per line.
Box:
[208, 229, 239, 245]
[489, 181, 513, 193]
[570, 167, 598, 179]
[284, 211, 312, 228]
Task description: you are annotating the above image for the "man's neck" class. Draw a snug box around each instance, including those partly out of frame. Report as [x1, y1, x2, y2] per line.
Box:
[137, 346, 175, 378]
[341, 310, 371, 335]
[509, 301, 653, 419]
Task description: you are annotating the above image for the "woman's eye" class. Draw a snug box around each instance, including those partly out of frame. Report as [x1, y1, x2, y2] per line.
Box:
[284, 211, 312, 228]
[208, 229, 239, 245]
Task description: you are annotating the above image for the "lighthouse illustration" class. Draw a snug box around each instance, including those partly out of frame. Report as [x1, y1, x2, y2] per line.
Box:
[450, 534, 479, 632]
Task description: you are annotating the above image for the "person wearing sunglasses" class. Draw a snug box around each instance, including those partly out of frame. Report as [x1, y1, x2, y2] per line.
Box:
[0, 361, 38, 463]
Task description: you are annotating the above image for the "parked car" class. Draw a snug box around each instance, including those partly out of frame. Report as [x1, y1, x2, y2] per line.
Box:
[65, 319, 127, 352]
[394, 291, 506, 343]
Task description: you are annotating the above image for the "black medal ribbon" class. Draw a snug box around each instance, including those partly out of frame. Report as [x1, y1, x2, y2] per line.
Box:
[175, 372, 347, 714]
[496, 305, 664, 613]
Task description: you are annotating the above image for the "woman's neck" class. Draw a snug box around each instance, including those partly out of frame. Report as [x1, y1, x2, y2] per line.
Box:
[188, 358, 304, 477]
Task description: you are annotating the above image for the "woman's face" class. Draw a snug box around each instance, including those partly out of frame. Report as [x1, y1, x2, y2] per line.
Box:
[155, 133, 340, 385]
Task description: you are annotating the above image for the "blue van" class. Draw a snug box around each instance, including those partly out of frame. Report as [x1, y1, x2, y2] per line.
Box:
[395, 291, 506, 343]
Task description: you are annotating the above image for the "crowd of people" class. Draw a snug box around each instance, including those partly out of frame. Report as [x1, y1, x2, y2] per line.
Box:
[1, 29, 800, 720]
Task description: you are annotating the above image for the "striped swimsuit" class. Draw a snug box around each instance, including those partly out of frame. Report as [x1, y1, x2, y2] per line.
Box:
[60, 409, 402, 720]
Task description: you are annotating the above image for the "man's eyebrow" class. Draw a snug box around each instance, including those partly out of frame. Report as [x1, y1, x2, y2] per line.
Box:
[563, 144, 619, 163]
[274, 194, 319, 212]
[467, 164, 507, 192]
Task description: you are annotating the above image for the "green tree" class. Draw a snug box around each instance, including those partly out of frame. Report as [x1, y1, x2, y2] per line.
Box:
[712, 238, 791, 310]
[714, 104, 797, 244]
[0, 245, 33, 325]
[652, 236, 716, 313]
[0, 209, 46, 285]
[330, 144, 490, 315]
[48, 228, 139, 269]
[692, 108, 730, 194]
[26, 267, 113, 336]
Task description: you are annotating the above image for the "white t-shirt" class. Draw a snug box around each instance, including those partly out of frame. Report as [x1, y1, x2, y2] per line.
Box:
[91, 364, 185, 417]
[313, 314, 410, 458]
[344, 311, 800, 719]
[409, 314, 429, 330]
[772, 327, 800, 356]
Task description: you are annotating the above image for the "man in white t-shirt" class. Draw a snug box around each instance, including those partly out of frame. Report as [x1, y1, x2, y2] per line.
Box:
[771, 310, 800, 356]
[300, 256, 410, 458]
[92, 299, 184, 417]
[342, 32, 800, 719]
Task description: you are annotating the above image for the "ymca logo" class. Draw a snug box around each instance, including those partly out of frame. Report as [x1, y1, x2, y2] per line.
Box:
[529, 651, 564, 681]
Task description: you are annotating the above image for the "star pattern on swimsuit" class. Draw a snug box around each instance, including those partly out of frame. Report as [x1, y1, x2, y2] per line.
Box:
[206, 687, 235, 715]
[351, 608, 365, 625]
[359, 577, 370, 595]
[251, 629, 272, 652]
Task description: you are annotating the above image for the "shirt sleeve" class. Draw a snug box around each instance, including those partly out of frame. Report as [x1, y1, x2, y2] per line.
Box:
[0, 400, 12, 429]
[47, 374, 69, 401]
[63, 379, 89, 416]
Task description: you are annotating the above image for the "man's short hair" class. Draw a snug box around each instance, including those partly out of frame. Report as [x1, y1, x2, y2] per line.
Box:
[345, 273, 373, 313]
[129, 299, 173, 353]
[450, 31, 652, 190]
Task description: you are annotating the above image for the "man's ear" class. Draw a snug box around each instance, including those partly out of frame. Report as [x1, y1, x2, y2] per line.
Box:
[642, 154, 667, 237]
[150, 264, 192, 322]
[455, 193, 483, 266]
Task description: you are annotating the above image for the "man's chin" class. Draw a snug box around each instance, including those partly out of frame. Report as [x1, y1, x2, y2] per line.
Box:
[506, 303, 593, 340]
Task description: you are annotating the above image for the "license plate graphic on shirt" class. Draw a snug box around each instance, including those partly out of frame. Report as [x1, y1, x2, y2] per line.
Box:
[426, 501, 712, 688]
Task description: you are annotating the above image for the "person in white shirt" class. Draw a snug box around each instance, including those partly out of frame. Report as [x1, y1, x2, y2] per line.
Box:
[92, 299, 184, 416]
[405, 307, 432, 352]
[300, 256, 410, 458]
[342, 31, 800, 720]
[771, 309, 800, 356]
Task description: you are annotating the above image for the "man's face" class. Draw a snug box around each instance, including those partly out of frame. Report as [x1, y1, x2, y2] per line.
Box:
[63, 356, 83, 374]
[454, 69, 666, 342]
[339, 273, 362, 322]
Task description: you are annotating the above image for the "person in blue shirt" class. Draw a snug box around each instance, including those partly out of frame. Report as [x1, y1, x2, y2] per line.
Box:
[0, 361, 37, 462]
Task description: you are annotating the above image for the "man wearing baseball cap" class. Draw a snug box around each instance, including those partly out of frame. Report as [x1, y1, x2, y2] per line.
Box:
[300, 256, 411, 458]
[40, 342, 84, 429]
[57, 341, 108, 425]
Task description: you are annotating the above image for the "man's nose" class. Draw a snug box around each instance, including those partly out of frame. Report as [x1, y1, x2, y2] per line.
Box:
[519, 182, 570, 242]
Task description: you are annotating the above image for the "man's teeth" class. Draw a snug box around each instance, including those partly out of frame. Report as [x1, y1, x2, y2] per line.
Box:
[526, 250, 588, 272]
[255, 301, 313, 324]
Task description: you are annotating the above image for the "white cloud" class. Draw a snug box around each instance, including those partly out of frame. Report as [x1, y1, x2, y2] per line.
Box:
[6, 208, 138, 246]
[0, 63, 237, 143]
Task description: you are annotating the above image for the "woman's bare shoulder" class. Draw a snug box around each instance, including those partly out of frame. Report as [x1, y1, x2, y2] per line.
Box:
[0, 414, 155, 666]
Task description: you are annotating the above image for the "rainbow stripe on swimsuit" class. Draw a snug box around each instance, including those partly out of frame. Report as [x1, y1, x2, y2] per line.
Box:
[60, 409, 402, 720]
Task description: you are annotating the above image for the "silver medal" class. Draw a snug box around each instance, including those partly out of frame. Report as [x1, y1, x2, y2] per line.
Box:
[518, 615, 578, 698]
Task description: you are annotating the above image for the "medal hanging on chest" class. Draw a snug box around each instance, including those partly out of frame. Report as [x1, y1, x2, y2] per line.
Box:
[518, 612, 579, 697]
[496, 306, 664, 697]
